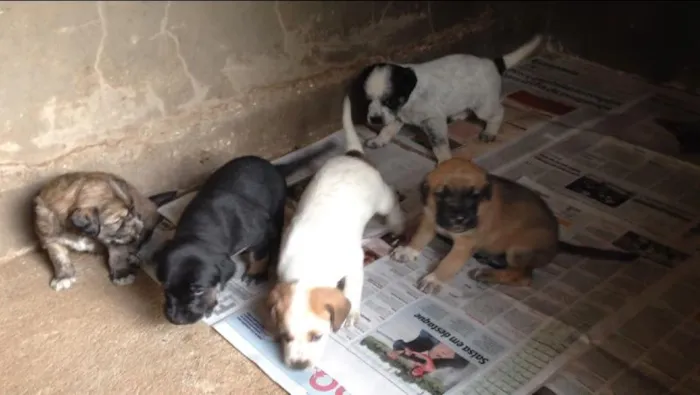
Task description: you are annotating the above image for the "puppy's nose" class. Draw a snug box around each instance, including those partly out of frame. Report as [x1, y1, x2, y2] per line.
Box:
[288, 359, 311, 371]
[369, 115, 382, 124]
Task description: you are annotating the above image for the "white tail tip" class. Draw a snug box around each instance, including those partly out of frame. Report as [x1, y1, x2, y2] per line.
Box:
[342, 95, 364, 153]
[503, 34, 543, 70]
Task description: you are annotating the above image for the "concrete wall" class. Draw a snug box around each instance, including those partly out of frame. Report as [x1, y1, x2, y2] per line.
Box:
[3, 1, 695, 261]
[0, 1, 545, 260]
[548, 2, 700, 90]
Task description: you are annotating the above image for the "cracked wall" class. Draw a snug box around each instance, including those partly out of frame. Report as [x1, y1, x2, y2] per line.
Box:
[0, 1, 546, 260]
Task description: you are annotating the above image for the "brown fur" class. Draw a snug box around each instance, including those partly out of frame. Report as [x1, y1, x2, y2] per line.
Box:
[309, 287, 351, 332]
[397, 158, 636, 292]
[264, 282, 351, 338]
[33, 172, 159, 291]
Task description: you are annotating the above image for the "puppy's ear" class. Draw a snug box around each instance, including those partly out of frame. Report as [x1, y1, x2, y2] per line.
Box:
[69, 207, 101, 237]
[153, 244, 172, 284]
[263, 284, 287, 336]
[310, 287, 351, 332]
[419, 180, 430, 205]
[108, 177, 134, 207]
[479, 181, 493, 201]
[390, 65, 417, 106]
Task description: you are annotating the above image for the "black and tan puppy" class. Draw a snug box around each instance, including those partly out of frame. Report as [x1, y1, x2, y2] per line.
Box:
[34, 172, 160, 291]
[391, 158, 639, 292]
[154, 145, 334, 326]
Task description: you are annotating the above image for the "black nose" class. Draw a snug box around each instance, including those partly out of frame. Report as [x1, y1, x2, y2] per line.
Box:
[369, 116, 382, 124]
[288, 360, 311, 371]
[164, 307, 199, 325]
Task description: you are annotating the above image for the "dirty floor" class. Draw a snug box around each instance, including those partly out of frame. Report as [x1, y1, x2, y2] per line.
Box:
[1, 252, 284, 395]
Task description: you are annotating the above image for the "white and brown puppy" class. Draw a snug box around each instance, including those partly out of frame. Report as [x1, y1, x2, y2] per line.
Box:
[343, 35, 542, 163]
[265, 126, 405, 370]
[34, 172, 160, 291]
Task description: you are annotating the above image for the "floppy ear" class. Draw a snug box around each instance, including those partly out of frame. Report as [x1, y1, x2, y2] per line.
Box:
[69, 207, 100, 237]
[390, 65, 417, 107]
[263, 284, 288, 336]
[153, 244, 172, 284]
[419, 180, 429, 205]
[108, 177, 134, 207]
[480, 181, 493, 201]
[263, 293, 279, 335]
[310, 287, 351, 332]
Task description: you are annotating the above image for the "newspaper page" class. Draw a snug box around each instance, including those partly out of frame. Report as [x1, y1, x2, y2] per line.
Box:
[134, 51, 700, 395]
[522, 181, 700, 395]
[487, 127, 700, 258]
[586, 89, 700, 165]
[140, 144, 698, 395]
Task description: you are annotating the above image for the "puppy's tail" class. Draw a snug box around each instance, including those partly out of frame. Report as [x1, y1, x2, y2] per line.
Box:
[558, 241, 639, 262]
[275, 139, 337, 179]
[342, 95, 365, 157]
[493, 34, 543, 75]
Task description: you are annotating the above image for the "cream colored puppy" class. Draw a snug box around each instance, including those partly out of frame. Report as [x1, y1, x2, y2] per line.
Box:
[266, 112, 405, 370]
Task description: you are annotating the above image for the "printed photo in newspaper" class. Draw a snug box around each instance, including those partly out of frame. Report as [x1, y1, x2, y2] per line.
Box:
[133, 58, 700, 394]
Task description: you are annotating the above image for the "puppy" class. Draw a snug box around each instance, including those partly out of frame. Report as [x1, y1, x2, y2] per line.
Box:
[34, 172, 160, 291]
[265, 124, 405, 370]
[342, 35, 543, 163]
[154, 145, 333, 326]
[391, 158, 639, 293]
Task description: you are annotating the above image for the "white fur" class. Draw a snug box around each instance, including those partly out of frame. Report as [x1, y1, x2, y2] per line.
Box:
[343, 35, 542, 162]
[276, 126, 404, 368]
[50, 277, 76, 291]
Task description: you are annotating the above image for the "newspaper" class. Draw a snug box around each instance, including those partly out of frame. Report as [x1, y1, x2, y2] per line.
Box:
[135, 53, 700, 395]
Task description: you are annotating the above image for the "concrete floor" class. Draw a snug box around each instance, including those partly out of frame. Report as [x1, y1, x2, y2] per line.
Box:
[1, 252, 283, 395]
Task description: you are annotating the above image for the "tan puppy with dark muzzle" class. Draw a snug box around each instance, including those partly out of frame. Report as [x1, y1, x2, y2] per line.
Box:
[391, 158, 639, 293]
[34, 172, 160, 291]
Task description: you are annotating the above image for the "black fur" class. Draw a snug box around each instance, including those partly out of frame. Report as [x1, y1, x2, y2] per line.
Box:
[155, 144, 334, 325]
[433, 185, 490, 232]
[492, 57, 507, 75]
[346, 63, 417, 128]
[419, 181, 429, 205]
[386, 65, 417, 111]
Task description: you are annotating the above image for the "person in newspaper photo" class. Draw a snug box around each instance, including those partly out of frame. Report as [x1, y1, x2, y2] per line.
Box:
[360, 329, 470, 395]
[387, 330, 470, 378]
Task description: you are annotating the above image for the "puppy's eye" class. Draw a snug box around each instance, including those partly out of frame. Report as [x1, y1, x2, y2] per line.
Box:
[308, 332, 323, 342]
[279, 333, 294, 343]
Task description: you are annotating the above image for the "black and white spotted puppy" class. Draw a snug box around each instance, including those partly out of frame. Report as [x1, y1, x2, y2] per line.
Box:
[342, 35, 542, 163]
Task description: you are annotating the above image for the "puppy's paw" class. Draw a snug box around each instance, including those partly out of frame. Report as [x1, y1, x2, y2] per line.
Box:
[110, 270, 136, 286]
[365, 136, 390, 149]
[50, 276, 76, 291]
[241, 271, 268, 286]
[478, 131, 497, 143]
[417, 272, 443, 294]
[391, 246, 420, 263]
[344, 309, 361, 328]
